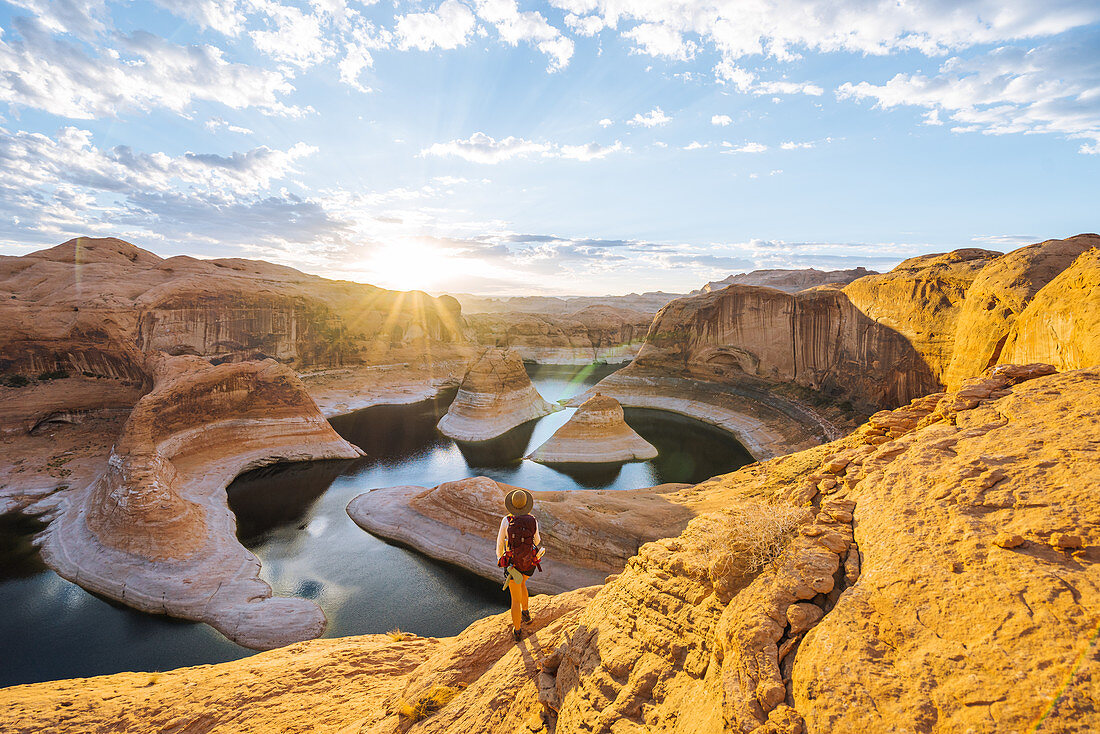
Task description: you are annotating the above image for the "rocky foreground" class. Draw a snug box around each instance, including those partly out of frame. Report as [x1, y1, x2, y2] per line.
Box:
[6, 363, 1097, 733]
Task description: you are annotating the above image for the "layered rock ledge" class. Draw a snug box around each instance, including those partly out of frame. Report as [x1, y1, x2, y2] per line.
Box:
[347, 476, 694, 594]
[527, 394, 657, 464]
[33, 354, 363, 650]
[568, 371, 840, 460]
[10, 364, 1097, 733]
[436, 348, 560, 442]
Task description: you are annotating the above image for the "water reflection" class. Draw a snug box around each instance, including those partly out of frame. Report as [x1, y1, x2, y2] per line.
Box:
[453, 421, 538, 467]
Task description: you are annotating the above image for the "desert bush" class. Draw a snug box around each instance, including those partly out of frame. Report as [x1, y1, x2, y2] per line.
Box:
[0, 374, 31, 388]
[37, 370, 69, 381]
[698, 503, 812, 596]
[397, 684, 466, 722]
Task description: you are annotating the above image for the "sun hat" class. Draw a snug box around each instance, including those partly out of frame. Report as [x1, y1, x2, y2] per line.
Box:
[504, 488, 534, 515]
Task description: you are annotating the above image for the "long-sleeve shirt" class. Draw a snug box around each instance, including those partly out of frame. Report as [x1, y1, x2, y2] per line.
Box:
[496, 515, 541, 560]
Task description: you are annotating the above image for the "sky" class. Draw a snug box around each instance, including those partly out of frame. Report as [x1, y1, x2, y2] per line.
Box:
[0, 1, 1098, 296]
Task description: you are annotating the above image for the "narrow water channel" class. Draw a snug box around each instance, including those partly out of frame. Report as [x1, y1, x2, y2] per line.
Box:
[0, 364, 752, 686]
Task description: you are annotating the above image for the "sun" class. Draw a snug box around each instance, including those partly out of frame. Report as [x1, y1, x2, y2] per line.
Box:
[366, 240, 454, 292]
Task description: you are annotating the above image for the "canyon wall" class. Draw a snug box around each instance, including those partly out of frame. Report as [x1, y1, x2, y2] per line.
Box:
[625, 235, 1100, 410]
[696, 266, 875, 294]
[465, 306, 651, 364]
[0, 237, 468, 384]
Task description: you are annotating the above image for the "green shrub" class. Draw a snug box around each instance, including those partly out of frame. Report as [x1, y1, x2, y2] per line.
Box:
[37, 370, 70, 381]
[1, 374, 31, 388]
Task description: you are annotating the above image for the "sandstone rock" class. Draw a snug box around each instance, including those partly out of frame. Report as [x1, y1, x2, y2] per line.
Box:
[465, 306, 651, 365]
[36, 354, 364, 649]
[4, 366, 1099, 734]
[942, 234, 1098, 390]
[994, 532, 1025, 549]
[436, 348, 561, 441]
[346, 476, 694, 593]
[1000, 244, 1100, 371]
[567, 371, 839, 461]
[527, 394, 657, 464]
[696, 267, 876, 295]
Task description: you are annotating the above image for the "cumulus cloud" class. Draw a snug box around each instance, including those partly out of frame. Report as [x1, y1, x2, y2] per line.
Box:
[628, 107, 671, 127]
[837, 30, 1100, 152]
[474, 0, 574, 72]
[396, 0, 476, 51]
[0, 18, 303, 119]
[711, 114, 732, 126]
[422, 132, 626, 163]
[598, 118, 614, 127]
[624, 22, 697, 61]
[683, 141, 706, 150]
[559, 141, 624, 161]
[715, 61, 823, 96]
[780, 141, 814, 149]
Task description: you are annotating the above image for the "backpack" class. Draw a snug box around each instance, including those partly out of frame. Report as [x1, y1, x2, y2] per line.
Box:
[506, 514, 541, 576]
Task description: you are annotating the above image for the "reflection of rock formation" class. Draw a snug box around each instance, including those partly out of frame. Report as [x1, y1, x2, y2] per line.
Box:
[454, 420, 538, 467]
[528, 394, 657, 464]
[623, 235, 1100, 410]
[7, 366, 1100, 734]
[465, 305, 652, 364]
[227, 458, 352, 543]
[436, 349, 560, 442]
[36, 354, 363, 650]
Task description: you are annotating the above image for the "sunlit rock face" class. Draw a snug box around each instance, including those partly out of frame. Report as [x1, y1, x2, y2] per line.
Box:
[941, 235, 1098, 390]
[465, 305, 652, 364]
[999, 242, 1100, 372]
[436, 348, 560, 441]
[527, 394, 657, 463]
[621, 236, 1100, 411]
[38, 353, 363, 650]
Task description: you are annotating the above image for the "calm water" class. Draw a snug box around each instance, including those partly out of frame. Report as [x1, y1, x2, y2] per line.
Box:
[0, 364, 751, 686]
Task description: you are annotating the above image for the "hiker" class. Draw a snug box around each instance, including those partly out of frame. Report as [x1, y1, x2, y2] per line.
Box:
[496, 488, 544, 641]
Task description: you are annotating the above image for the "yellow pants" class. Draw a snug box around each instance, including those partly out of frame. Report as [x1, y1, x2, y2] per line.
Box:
[507, 575, 529, 631]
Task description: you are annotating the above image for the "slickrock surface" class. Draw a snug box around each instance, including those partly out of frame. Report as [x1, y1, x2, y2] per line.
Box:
[437, 348, 561, 441]
[528, 394, 657, 463]
[623, 235, 1100, 410]
[10, 364, 1096, 734]
[465, 306, 651, 365]
[696, 266, 875, 294]
[568, 371, 842, 460]
[347, 476, 692, 594]
[33, 354, 363, 650]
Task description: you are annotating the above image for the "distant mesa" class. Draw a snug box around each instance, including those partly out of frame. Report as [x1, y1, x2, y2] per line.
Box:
[695, 266, 877, 295]
[436, 348, 560, 442]
[528, 393, 657, 464]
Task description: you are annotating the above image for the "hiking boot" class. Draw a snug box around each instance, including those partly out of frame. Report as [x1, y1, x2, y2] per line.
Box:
[513, 628, 522, 642]
[521, 610, 531, 625]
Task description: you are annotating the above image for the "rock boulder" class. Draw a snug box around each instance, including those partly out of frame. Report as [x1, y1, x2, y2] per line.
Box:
[527, 394, 657, 463]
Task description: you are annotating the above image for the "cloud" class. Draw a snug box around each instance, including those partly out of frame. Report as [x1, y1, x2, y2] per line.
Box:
[780, 141, 814, 149]
[683, 141, 706, 150]
[0, 18, 303, 119]
[624, 23, 697, 61]
[396, 0, 477, 51]
[837, 30, 1100, 152]
[727, 142, 768, 153]
[711, 114, 732, 126]
[205, 118, 254, 135]
[971, 234, 1040, 246]
[559, 141, 625, 161]
[628, 107, 671, 127]
[5, 0, 108, 38]
[548, 0, 1100, 65]
[474, 0, 574, 72]
[598, 118, 613, 127]
[715, 61, 823, 96]
[422, 132, 551, 163]
[422, 132, 626, 163]
[565, 13, 605, 37]
[248, 0, 335, 68]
